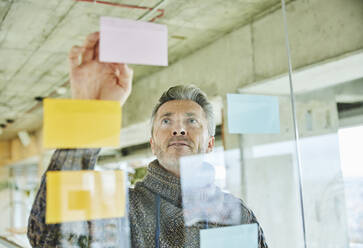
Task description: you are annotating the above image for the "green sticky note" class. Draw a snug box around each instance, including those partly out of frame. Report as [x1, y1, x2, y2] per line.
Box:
[200, 224, 258, 248]
[227, 94, 280, 134]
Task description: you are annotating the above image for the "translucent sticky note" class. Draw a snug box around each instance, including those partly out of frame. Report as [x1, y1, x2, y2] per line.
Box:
[100, 17, 168, 66]
[46, 170, 126, 224]
[180, 150, 241, 226]
[200, 224, 258, 248]
[227, 94, 280, 134]
[43, 99, 121, 148]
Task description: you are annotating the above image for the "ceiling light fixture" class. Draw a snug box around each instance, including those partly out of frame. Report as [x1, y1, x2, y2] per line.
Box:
[56, 87, 67, 95]
[18, 131, 31, 147]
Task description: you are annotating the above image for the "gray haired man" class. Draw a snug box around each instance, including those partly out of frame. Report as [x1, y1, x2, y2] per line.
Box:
[28, 32, 268, 248]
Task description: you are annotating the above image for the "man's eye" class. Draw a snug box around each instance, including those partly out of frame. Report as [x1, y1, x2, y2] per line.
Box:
[188, 118, 197, 124]
[162, 119, 170, 124]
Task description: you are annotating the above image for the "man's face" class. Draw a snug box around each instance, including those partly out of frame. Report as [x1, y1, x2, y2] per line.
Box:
[150, 100, 215, 176]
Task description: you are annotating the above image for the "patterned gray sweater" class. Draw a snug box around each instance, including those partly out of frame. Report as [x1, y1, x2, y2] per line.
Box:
[27, 149, 268, 247]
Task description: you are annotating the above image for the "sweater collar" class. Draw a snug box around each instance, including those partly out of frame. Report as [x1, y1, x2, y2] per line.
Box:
[141, 159, 182, 206]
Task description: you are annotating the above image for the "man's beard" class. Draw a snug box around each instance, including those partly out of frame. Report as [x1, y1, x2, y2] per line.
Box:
[155, 145, 180, 176]
[153, 139, 207, 176]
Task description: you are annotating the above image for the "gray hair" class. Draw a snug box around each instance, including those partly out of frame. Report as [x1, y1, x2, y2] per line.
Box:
[151, 85, 215, 137]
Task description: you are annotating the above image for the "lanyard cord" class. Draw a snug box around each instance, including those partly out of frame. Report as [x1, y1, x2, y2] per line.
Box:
[155, 194, 161, 248]
[204, 212, 209, 229]
[204, 220, 208, 229]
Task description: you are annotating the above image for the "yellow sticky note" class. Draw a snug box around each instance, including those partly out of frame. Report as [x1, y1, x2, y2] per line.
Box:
[68, 190, 91, 210]
[46, 170, 126, 224]
[43, 99, 121, 148]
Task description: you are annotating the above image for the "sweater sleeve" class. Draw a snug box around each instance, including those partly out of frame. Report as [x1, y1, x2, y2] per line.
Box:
[27, 149, 100, 248]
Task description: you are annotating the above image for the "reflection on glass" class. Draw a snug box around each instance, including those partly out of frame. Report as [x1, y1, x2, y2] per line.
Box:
[244, 132, 351, 247]
[339, 126, 363, 247]
[339, 125, 363, 178]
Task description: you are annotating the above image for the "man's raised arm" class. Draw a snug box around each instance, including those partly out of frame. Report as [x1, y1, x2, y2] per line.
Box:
[27, 32, 133, 247]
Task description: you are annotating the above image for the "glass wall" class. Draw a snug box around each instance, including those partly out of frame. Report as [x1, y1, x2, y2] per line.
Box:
[281, 0, 363, 247]
[236, 1, 307, 245]
[238, 0, 363, 247]
[0, 0, 362, 247]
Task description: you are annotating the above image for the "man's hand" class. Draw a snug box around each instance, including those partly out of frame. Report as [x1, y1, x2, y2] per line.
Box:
[69, 32, 133, 105]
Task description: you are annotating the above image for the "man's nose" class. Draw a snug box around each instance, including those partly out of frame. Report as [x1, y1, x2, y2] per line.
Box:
[172, 124, 186, 136]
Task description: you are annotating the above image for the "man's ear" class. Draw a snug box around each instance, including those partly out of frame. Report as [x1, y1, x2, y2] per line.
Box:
[150, 137, 155, 155]
[206, 136, 215, 153]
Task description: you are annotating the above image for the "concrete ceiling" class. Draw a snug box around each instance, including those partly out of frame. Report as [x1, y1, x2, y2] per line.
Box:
[0, 0, 281, 140]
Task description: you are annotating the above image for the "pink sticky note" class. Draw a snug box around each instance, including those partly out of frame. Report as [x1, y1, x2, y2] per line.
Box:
[100, 17, 168, 66]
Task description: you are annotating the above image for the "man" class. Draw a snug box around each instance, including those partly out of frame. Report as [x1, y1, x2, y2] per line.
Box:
[27, 32, 268, 247]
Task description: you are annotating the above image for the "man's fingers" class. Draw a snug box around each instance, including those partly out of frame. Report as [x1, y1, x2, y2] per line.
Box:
[82, 47, 94, 64]
[83, 32, 99, 49]
[94, 40, 99, 61]
[109, 63, 133, 89]
[82, 32, 99, 63]
[69, 45, 83, 69]
[116, 63, 133, 77]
